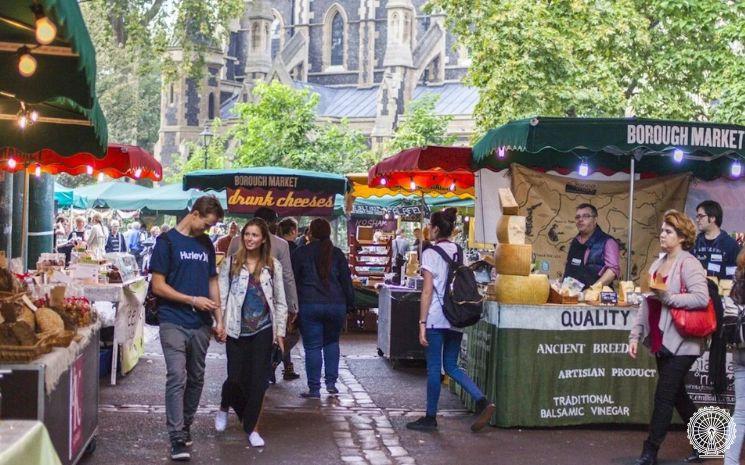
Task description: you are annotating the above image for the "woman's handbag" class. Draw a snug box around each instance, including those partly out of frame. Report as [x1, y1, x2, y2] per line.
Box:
[669, 261, 717, 338]
[270, 343, 283, 369]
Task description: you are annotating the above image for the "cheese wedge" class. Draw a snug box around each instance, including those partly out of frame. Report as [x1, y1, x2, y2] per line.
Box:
[498, 188, 519, 215]
[496, 215, 526, 244]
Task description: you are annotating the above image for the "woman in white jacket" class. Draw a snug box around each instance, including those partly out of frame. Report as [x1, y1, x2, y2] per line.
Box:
[214, 218, 287, 447]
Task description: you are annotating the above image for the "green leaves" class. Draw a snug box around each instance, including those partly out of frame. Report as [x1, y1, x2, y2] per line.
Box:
[386, 94, 457, 154]
[428, 0, 745, 134]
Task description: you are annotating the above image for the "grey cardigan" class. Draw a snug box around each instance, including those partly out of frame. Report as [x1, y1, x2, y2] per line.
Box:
[629, 250, 709, 356]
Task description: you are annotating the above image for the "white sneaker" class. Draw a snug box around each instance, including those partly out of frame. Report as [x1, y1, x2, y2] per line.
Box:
[248, 431, 265, 447]
[214, 410, 228, 432]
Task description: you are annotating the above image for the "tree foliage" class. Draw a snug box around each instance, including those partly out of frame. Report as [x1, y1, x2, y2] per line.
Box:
[231, 82, 370, 173]
[164, 119, 230, 184]
[385, 94, 457, 154]
[426, 0, 745, 132]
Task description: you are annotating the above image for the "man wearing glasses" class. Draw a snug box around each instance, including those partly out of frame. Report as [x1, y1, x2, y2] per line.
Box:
[563, 203, 621, 289]
[693, 200, 741, 279]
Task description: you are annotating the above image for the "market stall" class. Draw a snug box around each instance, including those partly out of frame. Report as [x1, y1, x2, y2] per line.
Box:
[363, 146, 477, 362]
[451, 301, 729, 427]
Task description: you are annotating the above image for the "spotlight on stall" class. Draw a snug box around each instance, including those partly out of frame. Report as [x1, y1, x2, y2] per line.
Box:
[409, 179, 416, 191]
[673, 149, 684, 163]
[380, 177, 387, 186]
[7, 158, 17, 169]
[449, 181, 456, 191]
[86, 165, 93, 175]
[97, 172, 105, 182]
[34, 163, 41, 177]
[134, 168, 142, 179]
[578, 161, 589, 177]
[732, 160, 742, 178]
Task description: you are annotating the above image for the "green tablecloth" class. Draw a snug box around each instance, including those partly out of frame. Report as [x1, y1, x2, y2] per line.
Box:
[451, 301, 733, 427]
[0, 420, 62, 465]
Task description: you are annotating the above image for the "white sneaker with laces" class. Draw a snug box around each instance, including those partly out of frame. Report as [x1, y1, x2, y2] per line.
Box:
[248, 431, 265, 447]
[214, 410, 228, 432]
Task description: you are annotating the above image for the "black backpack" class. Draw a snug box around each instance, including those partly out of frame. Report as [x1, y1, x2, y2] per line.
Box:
[431, 245, 484, 328]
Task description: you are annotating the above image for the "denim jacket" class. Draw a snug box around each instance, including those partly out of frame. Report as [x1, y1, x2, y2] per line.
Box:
[219, 257, 287, 340]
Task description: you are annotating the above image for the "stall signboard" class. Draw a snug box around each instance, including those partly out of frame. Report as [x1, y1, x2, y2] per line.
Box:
[352, 203, 387, 217]
[69, 355, 84, 460]
[452, 302, 733, 427]
[227, 187, 336, 216]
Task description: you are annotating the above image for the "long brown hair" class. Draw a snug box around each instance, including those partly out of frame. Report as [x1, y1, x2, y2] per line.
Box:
[732, 248, 745, 305]
[309, 218, 333, 287]
[231, 218, 273, 280]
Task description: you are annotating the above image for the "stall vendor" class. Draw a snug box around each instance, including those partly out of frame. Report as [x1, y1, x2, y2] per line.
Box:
[693, 200, 741, 279]
[563, 203, 621, 289]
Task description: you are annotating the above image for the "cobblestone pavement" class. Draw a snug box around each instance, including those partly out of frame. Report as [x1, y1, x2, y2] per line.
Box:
[79, 329, 702, 465]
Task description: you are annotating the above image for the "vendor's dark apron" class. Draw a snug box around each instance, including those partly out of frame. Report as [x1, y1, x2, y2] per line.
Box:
[564, 239, 594, 288]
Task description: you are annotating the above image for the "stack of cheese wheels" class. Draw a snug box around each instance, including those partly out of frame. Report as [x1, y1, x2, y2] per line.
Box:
[491, 188, 550, 304]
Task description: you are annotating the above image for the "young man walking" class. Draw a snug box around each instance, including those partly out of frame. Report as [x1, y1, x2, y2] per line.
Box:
[150, 196, 226, 461]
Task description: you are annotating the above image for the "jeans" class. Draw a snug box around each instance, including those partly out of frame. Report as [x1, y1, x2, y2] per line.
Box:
[159, 322, 211, 441]
[220, 327, 273, 434]
[725, 363, 745, 464]
[298, 303, 346, 393]
[425, 328, 485, 417]
[644, 353, 698, 451]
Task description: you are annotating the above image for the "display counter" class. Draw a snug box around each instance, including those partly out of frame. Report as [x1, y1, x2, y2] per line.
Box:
[451, 301, 734, 427]
[377, 285, 424, 364]
[0, 420, 62, 465]
[0, 322, 100, 465]
[82, 277, 146, 385]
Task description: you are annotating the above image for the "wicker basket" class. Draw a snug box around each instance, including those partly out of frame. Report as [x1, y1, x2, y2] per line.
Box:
[40, 330, 76, 348]
[0, 335, 52, 363]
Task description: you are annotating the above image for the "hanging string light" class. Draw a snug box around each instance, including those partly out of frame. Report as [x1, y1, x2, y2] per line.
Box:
[673, 149, 684, 163]
[449, 180, 456, 191]
[7, 158, 17, 169]
[34, 163, 41, 178]
[31, 3, 57, 45]
[134, 168, 142, 179]
[732, 160, 742, 178]
[409, 178, 416, 191]
[379, 177, 387, 186]
[17, 46, 37, 77]
[97, 172, 105, 182]
[497, 146, 506, 159]
[578, 159, 589, 177]
[85, 165, 93, 175]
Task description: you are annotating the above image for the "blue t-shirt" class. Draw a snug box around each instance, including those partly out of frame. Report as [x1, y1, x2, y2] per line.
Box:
[693, 230, 742, 279]
[149, 229, 217, 328]
[240, 274, 271, 337]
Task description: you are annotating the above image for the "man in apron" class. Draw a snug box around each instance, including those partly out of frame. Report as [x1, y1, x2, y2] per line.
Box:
[563, 203, 621, 289]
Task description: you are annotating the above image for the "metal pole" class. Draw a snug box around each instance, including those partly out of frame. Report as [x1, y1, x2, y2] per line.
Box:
[626, 156, 635, 281]
[20, 168, 29, 271]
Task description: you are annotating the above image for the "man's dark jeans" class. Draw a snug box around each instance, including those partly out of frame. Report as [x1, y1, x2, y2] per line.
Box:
[645, 352, 699, 451]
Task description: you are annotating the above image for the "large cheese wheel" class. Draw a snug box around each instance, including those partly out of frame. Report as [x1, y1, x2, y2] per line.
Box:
[494, 243, 532, 276]
[496, 215, 526, 244]
[493, 274, 550, 305]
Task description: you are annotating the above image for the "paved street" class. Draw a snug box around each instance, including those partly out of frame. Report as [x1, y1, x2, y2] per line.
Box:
[80, 329, 703, 465]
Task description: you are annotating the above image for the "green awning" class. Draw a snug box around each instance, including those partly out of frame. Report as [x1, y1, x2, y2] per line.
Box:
[0, 0, 107, 156]
[104, 183, 227, 214]
[53, 181, 72, 206]
[72, 181, 151, 209]
[184, 167, 348, 194]
[473, 117, 745, 180]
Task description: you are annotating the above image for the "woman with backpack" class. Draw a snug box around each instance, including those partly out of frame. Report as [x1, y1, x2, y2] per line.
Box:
[724, 248, 745, 464]
[406, 207, 495, 433]
[292, 218, 354, 398]
[215, 218, 287, 447]
[628, 210, 709, 465]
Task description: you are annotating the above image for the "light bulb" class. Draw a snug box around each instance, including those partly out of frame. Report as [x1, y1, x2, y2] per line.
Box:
[97, 172, 105, 182]
[86, 165, 93, 175]
[409, 179, 416, 191]
[18, 114, 28, 129]
[498, 146, 506, 159]
[35, 16, 57, 45]
[384, 213, 390, 220]
[134, 168, 142, 178]
[7, 158, 17, 169]
[30, 110, 39, 122]
[34, 163, 41, 177]
[673, 149, 684, 163]
[464, 216, 470, 222]
[18, 49, 37, 77]
[732, 160, 742, 178]
[578, 161, 589, 177]
[380, 177, 387, 186]
[449, 181, 456, 191]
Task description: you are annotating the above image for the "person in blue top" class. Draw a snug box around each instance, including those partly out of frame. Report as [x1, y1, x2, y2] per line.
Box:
[150, 196, 225, 462]
[693, 200, 741, 280]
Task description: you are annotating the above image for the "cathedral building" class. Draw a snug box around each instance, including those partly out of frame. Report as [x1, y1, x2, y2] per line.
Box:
[154, 0, 477, 168]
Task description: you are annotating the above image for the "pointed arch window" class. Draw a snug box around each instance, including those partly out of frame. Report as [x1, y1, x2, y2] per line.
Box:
[208, 93, 215, 120]
[330, 13, 344, 66]
[271, 16, 282, 59]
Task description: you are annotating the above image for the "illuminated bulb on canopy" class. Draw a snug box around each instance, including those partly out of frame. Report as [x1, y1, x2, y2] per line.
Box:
[732, 160, 742, 178]
[384, 212, 390, 220]
[7, 158, 17, 169]
[30, 110, 38, 122]
[17, 114, 28, 129]
[86, 165, 93, 175]
[449, 181, 456, 192]
[379, 177, 387, 186]
[17, 48, 37, 77]
[134, 168, 142, 179]
[34, 163, 41, 177]
[673, 149, 684, 163]
[409, 179, 416, 191]
[497, 146, 506, 159]
[97, 172, 104, 182]
[578, 161, 589, 177]
[32, 4, 57, 45]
